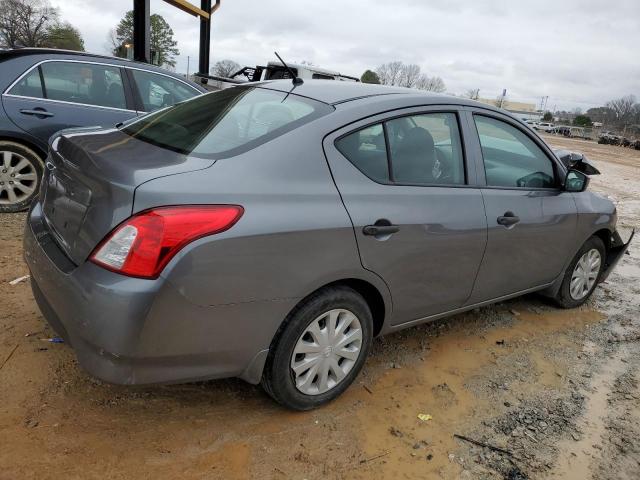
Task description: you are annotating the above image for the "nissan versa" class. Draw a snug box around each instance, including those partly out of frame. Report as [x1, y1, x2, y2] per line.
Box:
[24, 80, 632, 410]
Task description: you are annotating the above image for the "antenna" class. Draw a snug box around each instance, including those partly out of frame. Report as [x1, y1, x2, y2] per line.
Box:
[274, 51, 303, 85]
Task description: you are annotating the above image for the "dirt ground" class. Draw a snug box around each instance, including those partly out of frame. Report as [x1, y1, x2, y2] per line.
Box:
[1, 135, 638, 480]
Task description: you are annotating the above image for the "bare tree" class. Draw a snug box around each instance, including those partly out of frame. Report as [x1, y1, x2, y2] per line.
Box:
[0, 0, 58, 48]
[494, 93, 509, 109]
[0, 0, 21, 47]
[105, 28, 120, 54]
[464, 88, 480, 100]
[416, 74, 446, 93]
[376, 61, 404, 86]
[375, 61, 447, 92]
[399, 63, 421, 88]
[606, 95, 637, 125]
[211, 59, 241, 78]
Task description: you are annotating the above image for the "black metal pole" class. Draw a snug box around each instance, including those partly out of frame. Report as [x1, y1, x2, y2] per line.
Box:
[199, 0, 212, 74]
[133, 0, 150, 63]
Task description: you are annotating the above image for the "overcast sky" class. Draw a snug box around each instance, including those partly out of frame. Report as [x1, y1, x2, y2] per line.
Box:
[49, 0, 639, 111]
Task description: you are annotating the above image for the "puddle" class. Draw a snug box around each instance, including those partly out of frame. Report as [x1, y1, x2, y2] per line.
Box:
[548, 348, 630, 479]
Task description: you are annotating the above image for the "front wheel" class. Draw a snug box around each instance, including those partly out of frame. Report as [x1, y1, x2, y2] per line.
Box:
[0, 141, 43, 213]
[261, 286, 373, 410]
[555, 236, 606, 308]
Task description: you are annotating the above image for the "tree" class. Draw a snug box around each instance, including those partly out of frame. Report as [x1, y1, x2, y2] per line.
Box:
[44, 22, 83, 50]
[361, 70, 380, 84]
[375, 61, 404, 86]
[211, 59, 240, 78]
[495, 94, 508, 108]
[375, 61, 446, 92]
[416, 75, 446, 93]
[542, 111, 553, 122]
[464, 89, 479, 100]
[587, 106, 616, 126]
[606, 95, 637, 125]
[0, 0, 58, 48]
[112, 11, 179, 68]
[573, 115, 592, 127]
[399, 63, 421, 88]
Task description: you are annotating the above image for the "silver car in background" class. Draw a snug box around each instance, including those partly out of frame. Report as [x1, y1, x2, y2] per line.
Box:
[24, 80, 632, 410]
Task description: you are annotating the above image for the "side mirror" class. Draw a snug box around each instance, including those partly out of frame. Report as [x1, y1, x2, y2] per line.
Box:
[554, 149, 601, 175]
[564, 169, 589, 192]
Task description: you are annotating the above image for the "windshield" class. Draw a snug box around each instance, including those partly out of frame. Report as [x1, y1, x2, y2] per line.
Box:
[122, 86, 333, 158]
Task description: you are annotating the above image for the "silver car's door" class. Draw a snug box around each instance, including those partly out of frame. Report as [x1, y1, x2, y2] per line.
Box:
[462, 110, 577, 304]
[323, 106, 487, 326]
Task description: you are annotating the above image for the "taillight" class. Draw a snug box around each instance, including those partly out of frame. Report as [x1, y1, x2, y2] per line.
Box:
[90, 205, 243, 279]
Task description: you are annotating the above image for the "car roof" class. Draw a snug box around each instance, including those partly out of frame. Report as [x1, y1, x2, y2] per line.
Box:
[259, 79, 504, 112]
[0, 48, 205, 91]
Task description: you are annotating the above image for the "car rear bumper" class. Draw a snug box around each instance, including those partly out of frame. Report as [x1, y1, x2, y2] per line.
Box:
[24, 201, 294, 385]
[600, 228, 634, 282]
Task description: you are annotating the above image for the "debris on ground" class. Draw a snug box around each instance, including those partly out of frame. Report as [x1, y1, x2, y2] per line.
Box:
[8, 274, 29, 285]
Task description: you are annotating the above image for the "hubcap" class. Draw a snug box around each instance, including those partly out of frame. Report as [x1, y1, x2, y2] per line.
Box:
[0, 150, 37, 205]
[291, 308, 363, 395]
[570, 248, 601, 300]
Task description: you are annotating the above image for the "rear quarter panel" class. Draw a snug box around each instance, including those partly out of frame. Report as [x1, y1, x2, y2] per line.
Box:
[133, 120, 392, 312]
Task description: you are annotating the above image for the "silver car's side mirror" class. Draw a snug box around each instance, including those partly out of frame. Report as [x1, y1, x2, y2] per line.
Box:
[564, 169, 589, 192]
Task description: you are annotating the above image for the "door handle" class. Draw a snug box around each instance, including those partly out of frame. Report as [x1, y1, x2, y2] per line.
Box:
[497, 211, 520, 227]
[363, 224, 400, 236]
[20, 109, 54, 118]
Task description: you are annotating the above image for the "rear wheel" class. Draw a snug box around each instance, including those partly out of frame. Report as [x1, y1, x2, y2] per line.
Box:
[261, 286, 373, 410]
[0, 141, 43, 213]
[555, 236, 605, 308]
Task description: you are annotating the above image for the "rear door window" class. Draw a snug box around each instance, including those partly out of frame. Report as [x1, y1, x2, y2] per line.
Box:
[335, 112, 466, 185]
[8, 67, 44, 98]
[474, 115, 556, 188]
[122, 86, 333, 158]
[130, 69, 200, 112]
[39, 62, 127, 109]
[335, 124, 389, 182]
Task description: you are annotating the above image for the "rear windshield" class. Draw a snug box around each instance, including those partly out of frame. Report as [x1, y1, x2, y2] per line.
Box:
[122, 86, 333, 158]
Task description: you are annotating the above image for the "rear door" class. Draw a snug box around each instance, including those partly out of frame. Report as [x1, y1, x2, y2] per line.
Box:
[323, 106, 487, 325]
[463, 110, 577, 304]
[2, 60, 136, 146]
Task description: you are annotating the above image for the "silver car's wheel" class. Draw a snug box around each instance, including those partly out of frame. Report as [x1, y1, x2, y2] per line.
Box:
[569, 248, 601, 300]
[0, 150, 38, 205]
[291, 308, 363, 395]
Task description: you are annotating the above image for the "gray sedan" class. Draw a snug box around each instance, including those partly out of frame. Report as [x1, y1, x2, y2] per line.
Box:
[24, 80, 632, 410]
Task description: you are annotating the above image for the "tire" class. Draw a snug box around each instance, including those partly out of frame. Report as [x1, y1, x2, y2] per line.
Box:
[555, 236, 606, 308]
[261, 286, 373, 410]
[0, 141, 43, 213]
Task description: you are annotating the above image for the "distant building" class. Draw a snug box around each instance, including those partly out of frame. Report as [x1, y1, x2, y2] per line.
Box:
[475, 97, 542, 121]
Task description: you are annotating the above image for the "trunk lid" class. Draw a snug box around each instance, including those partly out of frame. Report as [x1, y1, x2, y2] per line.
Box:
[41, 127, 215, 265]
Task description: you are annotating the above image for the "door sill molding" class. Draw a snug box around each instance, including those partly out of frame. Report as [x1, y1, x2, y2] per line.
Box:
[386, 282, 553, 333]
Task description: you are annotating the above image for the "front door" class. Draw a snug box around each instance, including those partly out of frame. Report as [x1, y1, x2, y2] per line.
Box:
[3, 60, 136, 147]
[324, 108, 487, 325]
[464, 112, 577, 304]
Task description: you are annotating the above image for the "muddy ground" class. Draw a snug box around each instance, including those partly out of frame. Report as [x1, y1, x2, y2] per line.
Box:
[0, 135, 638, 480]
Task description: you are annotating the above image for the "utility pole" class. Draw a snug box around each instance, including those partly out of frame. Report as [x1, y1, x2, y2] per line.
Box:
[186, 56, 190, 77]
